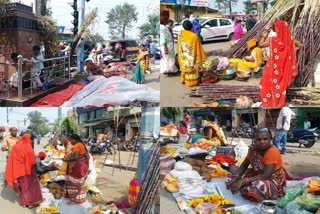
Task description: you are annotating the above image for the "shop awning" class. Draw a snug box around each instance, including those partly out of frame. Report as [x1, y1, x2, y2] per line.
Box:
[80, 121, 108, 127]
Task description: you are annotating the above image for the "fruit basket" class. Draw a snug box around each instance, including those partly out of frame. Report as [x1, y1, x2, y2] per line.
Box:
[215, 67, 235, 80]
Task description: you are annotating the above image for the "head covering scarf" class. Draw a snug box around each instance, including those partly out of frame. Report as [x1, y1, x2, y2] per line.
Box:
[260, 20, 298, 107]
[247, 38, 258, 51]
[5, 133, 36, 187]
[192, 19, 201, 35]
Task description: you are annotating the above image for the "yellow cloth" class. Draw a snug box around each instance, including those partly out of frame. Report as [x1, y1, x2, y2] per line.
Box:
[177, 30, 207, 83]
[137, 51, 150, 75]
[236, 47, 263, 78]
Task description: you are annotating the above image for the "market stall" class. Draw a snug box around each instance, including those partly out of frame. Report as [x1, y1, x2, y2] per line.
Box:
[160, 123, 320, 214]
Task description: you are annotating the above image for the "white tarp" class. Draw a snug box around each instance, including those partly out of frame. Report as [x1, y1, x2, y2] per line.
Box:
[62, 76, 160, 107]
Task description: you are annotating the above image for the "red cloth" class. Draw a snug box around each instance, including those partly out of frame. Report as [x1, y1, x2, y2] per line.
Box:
[6, 133, 36, 187]
[184, 114, 191, 126]
[30, 82, 87, 106]
[260, 20, 298, 107]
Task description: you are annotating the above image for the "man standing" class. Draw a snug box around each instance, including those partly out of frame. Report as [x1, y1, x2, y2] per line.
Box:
[150, 39, 159, 64]
[1, 127, 19, 153]
[274, 107, 295, 154]
[245, 15, 256, 31]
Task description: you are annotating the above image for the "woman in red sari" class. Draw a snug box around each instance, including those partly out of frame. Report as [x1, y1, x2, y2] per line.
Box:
[225, 128, 287, 202]
[259, 20, 301, 107]
[5, 133, 43, 208]
[63, 134, 90, 204]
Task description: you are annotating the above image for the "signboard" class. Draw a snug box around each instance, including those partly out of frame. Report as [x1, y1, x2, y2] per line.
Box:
[160, 0, 176, 5]
[176, 0, 209, 7]
[58, 26, 65, 34]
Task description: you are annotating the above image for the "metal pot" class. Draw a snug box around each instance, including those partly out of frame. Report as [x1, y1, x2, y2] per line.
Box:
[260, 200, 277, 214]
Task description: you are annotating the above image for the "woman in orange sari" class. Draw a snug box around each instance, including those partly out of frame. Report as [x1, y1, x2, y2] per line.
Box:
[177, 20, 207, 85]
[5, 133, 43, 208]
[259, 20, 301, 107]
[63, 134, 90, 204]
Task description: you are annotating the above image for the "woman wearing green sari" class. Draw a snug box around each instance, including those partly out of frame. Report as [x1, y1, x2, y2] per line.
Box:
[133, 44, 150, 84]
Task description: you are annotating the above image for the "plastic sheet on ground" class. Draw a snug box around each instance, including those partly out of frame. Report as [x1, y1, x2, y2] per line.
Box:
[56, 197, 94, 214]
[173, 178, 285, 214]
[62, 76, 160, 107]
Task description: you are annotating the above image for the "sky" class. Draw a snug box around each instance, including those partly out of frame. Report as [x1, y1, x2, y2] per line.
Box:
[19, 0, 159, 39]
[0, 107, 71, 129]
[209, 0, 245, 13]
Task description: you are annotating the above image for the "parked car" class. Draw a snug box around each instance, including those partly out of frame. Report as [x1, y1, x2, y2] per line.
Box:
[109, 39, 139, 60]
[172, 17, 234, 43]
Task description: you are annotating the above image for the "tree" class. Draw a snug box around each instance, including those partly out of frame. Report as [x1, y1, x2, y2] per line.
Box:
[161, 107, 183, 124]
[59, 117, 80, 136]
[89, 33, 105, 45]
[105, 2, 138, 39]
[138, 13, 160, 38]
[216, 0, 239, 14]
[40, 0, 52, 16]
[27, 111, 50, 136]
[243, 0, 257, 14]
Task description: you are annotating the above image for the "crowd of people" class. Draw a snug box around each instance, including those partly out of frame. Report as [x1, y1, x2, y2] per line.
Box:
[1, 129, 91, 209]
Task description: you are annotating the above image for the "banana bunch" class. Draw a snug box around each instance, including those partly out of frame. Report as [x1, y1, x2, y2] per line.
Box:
[36, 207, 59, 214]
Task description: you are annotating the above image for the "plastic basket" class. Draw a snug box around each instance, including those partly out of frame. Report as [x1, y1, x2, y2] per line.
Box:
[215, 69, 235, 80]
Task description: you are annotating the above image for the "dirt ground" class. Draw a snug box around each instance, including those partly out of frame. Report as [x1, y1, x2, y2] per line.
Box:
[0, 138, 138, 214]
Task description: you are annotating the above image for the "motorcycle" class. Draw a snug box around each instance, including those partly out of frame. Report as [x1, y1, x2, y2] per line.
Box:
[90, 141, 107, 155]
[287, 127, 318, 148]
[123, 137, 139, 152]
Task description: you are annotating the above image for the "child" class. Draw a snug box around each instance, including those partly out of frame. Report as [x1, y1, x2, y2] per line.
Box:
[31, 45, 44, 89]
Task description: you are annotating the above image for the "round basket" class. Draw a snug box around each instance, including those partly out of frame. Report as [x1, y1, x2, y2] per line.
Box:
[215, 70, 235, 80]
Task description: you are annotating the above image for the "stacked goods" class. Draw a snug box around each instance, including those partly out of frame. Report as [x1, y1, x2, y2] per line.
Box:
[206, 154, 237, 165]
[162, 174, 179, 193]
[133, 141, 160, 214]
[160, 145, 178, 158]
[160, 155, 176, 180]
[47, 182, 64, 199]
[160, 124, 178, 136]
[190, 85, 260, 103]
[223, 0, 320, 88]
[287, 87, 320, 105]
[188, 193, 232, 208]
[184, 158, 212, 182]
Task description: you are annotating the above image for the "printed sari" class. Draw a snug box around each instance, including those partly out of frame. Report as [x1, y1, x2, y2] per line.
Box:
[6, 133, 43, 207]
[64, 142, 90, 204]
[133, 51, 150, 84]
[260, 20, 298, 107]
[177, 30, 207, 83]
[160, 24, 177, 73]
[226, 147, 286, 202]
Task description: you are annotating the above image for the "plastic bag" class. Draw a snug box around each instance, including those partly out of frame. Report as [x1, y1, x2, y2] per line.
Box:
[217, 57, 229, 70]
[285, 201, 313, 214]
[278, 185, 304, 208]
[174, 161, 193, 171]
[295, 192, 320, 213]
[195, 202, 219, 214]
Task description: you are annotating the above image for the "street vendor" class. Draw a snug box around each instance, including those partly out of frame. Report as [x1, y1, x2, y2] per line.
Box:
[36, 151, 59, 176]
[235, 38, 263, 81]
[225, 128, 286, 203]
[177, 121, 191, 143]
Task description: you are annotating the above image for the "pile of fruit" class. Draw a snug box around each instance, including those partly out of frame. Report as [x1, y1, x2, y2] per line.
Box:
[188, 193, 232, 208]
[196, 138, 221, 147]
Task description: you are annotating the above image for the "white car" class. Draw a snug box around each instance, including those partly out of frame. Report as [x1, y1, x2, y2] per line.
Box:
[173, 17, 234, 43]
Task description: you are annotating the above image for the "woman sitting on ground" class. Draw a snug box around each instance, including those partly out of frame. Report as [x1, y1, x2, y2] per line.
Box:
[235, 38, 263, 81]
[225, 128, 286, 202]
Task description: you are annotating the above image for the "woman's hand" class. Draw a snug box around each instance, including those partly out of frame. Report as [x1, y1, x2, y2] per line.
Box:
[226, 175, 238, 189]
[230, 178, 247, 194]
